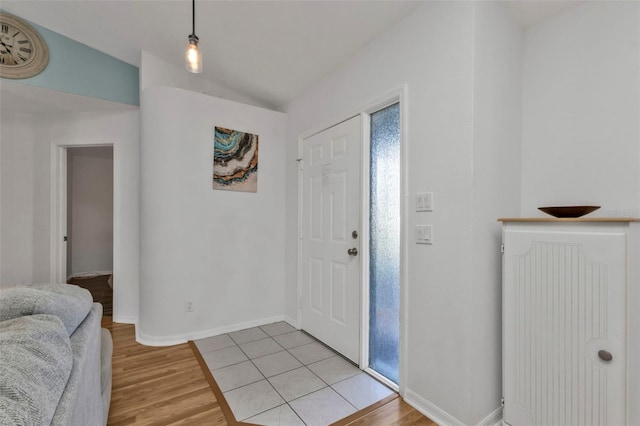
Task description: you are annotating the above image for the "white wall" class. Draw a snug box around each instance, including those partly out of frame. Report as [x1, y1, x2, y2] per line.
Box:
[286, 2, 523, 424]
[139, 86, 287, 344]
[471, 3, 523, 421]
[0, 109, 140, 323]
[67, 146, 114, 276]
[521, 1, 640, 217]
[0, 111, 37, 284]
[140, 51, 274, 110]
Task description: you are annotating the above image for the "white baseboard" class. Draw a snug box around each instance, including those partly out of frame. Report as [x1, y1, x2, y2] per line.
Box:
[135, 314, 289, 347]
[404, 388, 503, 426]
[404, 388, 465, 426]
[477, 406, 503, 426]
[69, 270, 113, 279]
[136, 329, 186, 347]
[112, 315, 136, 325]
[283, 314, 299, 329]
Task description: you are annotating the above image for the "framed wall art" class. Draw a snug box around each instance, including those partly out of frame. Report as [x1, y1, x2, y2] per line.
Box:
[213, 126, 258, 192]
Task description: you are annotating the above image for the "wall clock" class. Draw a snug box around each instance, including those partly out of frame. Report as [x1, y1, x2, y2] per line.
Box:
[0, 13, 49, 79]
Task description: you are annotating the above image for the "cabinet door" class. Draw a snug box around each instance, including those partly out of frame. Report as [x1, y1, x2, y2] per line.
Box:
[503, 227, 626, 426]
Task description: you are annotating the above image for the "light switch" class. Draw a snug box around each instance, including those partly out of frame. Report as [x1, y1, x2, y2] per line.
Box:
[416, 192, 433, 212]
[416, 225, 433, 244]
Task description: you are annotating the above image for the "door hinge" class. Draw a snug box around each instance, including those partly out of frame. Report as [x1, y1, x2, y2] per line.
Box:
[500, 244, 505, 253]
[63, 236, 68, 242]
[299, 228, 304, 239]
[501, 397, 505, 406]
[296, 158, 303, 170]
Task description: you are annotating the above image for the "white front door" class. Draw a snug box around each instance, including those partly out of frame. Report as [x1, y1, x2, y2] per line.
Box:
[300, 116, 362, 363]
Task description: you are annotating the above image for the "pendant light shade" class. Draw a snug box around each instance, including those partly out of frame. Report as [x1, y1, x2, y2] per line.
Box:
[186, 0, 202, 73]
[186, 35, 202, 73]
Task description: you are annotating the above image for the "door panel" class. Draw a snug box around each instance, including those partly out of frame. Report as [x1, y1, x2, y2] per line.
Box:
[301, 116, 361, 363]
[331, 171, 348, 241]
[331, 262, 347, 325]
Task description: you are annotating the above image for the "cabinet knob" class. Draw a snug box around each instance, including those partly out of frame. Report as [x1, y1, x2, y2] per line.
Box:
[598, 349, 613, 362]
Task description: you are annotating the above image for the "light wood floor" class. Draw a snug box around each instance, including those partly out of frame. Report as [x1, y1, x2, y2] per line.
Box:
[338, 396, 436, 426]
[103, 317, 435, 426]
[104, 318, 226, 425]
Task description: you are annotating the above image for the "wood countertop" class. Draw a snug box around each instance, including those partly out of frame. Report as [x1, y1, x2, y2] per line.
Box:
[498, 217, 640, 222]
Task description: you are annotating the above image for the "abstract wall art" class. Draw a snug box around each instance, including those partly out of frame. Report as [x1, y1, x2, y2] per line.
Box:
[213, 126, 259, 192]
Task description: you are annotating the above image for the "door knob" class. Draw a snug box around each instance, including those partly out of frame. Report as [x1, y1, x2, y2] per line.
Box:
[347, 248, 358, 256]
[598, 350, 613, 362]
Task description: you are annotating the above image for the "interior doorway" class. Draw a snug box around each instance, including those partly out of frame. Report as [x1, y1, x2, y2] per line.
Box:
[51, 142, 115, 317]
[65, 146, 114, 315]
[66, 146, 114, 279]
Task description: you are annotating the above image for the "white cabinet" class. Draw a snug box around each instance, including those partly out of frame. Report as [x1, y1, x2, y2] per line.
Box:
[500, 219, 639, 426]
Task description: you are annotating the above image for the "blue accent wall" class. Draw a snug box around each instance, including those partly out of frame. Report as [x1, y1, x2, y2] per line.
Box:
[1, 12, 139, 106]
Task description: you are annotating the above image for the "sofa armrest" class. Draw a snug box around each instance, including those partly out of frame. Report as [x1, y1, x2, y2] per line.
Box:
[100, 328, 113, 422]
[51, 303, 104, 426]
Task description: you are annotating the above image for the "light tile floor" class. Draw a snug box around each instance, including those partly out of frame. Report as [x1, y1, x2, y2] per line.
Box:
[195, 322, 395, 426]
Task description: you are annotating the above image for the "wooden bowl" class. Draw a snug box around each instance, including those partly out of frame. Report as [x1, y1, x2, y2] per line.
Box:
[538, 206, 601, 218]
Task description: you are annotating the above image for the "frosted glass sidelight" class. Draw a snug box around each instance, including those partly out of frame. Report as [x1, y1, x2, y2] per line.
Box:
[369, 103, 400, 383]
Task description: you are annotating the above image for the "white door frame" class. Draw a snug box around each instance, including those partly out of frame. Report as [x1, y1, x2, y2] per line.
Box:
[50, 140, 116, 308]
[296, 85, 408, 393]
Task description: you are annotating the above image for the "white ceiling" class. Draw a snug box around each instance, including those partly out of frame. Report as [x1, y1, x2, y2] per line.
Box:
[501, 1, 582, 29]
[1, 1, 583, 112]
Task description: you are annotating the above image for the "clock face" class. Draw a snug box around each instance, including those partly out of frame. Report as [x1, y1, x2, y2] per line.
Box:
[0, 21, 34, 66]
[0, 13, 48, 79]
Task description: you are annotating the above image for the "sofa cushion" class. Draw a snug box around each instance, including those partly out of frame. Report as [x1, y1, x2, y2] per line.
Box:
[0, 314, 73, 426]
[0, 284, 93, 335]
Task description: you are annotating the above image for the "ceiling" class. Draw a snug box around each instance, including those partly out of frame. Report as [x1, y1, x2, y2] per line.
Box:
[1, 1, 583, 112]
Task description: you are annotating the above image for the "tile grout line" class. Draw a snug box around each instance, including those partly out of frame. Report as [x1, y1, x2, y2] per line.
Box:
[197, 324, 396, 425]
[289, 341, 370, 412]
[253, 324, 310, 425]
[229, 326, 345, 424]
[274, 330, 375, 415]
[188, 340, 253, 426]
[250, 327, 322, 424]
[224, 327, 315, 424]
[231, 333, 283, 422]
[275, 333, 362, 419]
[201, 344, 260, 374]
[275, 331, 342, 425]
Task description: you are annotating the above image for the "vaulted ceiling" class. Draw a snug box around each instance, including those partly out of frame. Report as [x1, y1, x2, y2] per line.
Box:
[1, 1, 582, 111]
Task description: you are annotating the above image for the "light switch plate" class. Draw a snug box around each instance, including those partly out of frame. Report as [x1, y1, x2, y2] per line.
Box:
[416, 225, 433, 244]
[416, 192, 433, 212]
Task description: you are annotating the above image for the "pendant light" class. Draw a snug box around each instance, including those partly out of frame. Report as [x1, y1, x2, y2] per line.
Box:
[185, 0, 202, 73]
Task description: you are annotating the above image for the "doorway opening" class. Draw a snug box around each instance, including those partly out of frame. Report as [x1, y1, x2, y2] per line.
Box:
[65, 146, 114, 315]
[51, 143, 115, 317]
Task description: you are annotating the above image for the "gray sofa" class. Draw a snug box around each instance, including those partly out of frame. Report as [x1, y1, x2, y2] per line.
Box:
[0, 284, 113, 425]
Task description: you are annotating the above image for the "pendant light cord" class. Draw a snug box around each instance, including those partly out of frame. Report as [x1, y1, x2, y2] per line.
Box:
[191, 0, 196, 37]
